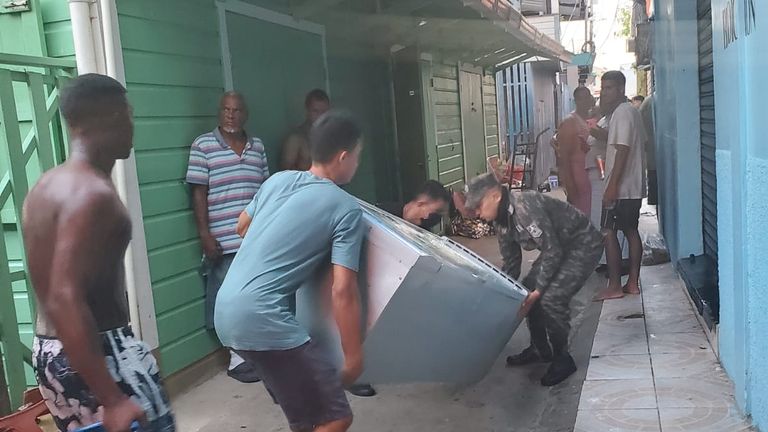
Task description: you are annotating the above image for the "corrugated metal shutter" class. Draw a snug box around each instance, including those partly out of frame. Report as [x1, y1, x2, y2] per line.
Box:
[698, 0, 718, 261]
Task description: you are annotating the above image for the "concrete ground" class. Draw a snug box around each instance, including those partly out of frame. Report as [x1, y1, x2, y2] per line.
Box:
[172, 234, 606, 432]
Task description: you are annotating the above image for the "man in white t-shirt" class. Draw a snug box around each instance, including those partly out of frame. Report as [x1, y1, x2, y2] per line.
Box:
[594, 71, 647, 301]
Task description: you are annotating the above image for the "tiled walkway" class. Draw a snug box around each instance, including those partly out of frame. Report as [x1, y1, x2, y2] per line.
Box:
[575, 263, 755, 431]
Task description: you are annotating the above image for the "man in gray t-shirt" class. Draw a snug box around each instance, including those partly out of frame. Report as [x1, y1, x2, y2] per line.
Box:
[594, 71, 647, 302]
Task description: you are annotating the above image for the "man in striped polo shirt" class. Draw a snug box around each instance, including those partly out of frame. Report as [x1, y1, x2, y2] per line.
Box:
[187, 92, 269, 383]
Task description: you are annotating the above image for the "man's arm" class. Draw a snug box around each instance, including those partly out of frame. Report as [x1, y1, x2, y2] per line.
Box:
[236, 194, 259, 238]
[330, 264, 363, 386]
[330, 208, 365, 386]
[604, 146, 630, 204]
[498, 230, 523, 280]
[44, 192, 146, 430]
[187, 141, 220, 259]
[191, 185, 221, 260]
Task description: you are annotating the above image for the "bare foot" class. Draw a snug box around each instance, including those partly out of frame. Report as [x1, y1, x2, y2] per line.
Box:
[623, 283, 641, 295]
[593, 288, 625, 302]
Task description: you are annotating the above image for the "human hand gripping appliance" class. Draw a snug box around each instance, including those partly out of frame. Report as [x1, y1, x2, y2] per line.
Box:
[296, 200, 529, 385]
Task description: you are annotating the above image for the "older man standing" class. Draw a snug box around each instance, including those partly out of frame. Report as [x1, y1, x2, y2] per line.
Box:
[187, 92, 269, 382]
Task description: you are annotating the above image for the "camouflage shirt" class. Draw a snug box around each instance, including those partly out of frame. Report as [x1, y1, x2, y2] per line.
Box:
[496, 189, 601, 293]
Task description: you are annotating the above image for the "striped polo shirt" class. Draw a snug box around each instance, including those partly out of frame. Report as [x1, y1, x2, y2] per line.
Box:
[186, 127, 269, 254]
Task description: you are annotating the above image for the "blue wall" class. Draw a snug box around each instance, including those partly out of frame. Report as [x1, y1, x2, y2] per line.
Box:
[655, 0, 768, 427]
[710, 0, 767, 427]
[651, 0, 704, 263]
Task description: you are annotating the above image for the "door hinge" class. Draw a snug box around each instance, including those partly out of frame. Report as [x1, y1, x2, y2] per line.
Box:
[1, 0, 30, 14]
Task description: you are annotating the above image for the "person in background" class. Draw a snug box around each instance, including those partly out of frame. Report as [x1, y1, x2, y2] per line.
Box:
[216, 111, 365, 432]
[554, 86, 595, 215]
[187, 92, 269, 383]
[24, 74, 175, 432]
[281, 89, 331, 171]
[377, 180, 451, 230]
[631, 95, 645, 109]
[594, 71, 647, 301]
[463, 174, 602, 386]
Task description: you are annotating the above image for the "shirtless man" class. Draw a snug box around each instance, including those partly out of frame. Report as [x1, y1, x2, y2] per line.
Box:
[22, 74, 175, 432]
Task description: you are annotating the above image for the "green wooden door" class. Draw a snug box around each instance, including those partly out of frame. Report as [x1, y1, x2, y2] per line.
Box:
[459, 70, 487, 180]
[224, 10, 326, 172]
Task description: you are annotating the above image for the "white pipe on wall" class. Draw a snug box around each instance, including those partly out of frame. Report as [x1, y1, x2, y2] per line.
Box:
[68, 0, 98, 73]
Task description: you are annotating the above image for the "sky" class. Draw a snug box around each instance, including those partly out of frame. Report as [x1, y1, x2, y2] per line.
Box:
[559, 0, 638, 92]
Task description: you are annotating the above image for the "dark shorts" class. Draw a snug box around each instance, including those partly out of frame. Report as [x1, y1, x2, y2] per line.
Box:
[236, 341, 351, 431]
[201, 253, 235, 330]
[601, 199, 642, 232]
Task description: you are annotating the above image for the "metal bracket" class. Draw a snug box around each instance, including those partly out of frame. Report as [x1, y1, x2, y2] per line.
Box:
[0, 0, 30, 14]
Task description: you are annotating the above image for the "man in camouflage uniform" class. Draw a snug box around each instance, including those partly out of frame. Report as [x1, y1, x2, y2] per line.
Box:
[464, 174, 603, 386]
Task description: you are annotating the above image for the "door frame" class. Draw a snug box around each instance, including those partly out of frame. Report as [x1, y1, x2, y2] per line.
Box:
[216, 0, 330, 94]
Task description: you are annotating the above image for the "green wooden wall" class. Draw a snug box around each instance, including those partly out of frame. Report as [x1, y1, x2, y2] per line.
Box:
[431, 60, 466, 190]
[115, 0, 223, 375]
[483, 70, 500, 159]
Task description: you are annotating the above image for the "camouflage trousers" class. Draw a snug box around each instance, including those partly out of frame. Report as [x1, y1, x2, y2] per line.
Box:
[526, 240, 602, 357]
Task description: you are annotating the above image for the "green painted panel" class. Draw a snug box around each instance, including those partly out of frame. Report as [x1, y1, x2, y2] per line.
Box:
[129, 85, 221, 118]
[156, 299, 205, 346]
[433, 63, 458, 80]
[40, 0, 70, 23]
[433, 77, 458, 92]
[135, 149, 191, 184]
[143, 211, 198, 251]
[436, 115, 461, 132]
[0, 1, 46, 56]
[437, 142, 462, 159]
[437, 130, 462, 145]
[117, 0, 216, 31]
[438, 154, 463, 172]
[159, 329, 219, 376]
[147, 241, 200, 283]
[433, 90, 459, 105]
[119, 16, 219, 59]
[434, 103, 460, 117]
[139, 182, 189, 217]
[13, 293, 31, 324]
[439, 167, 465, 186]
[123, 52, 222, 89]
[133, 117, 217, 151]
[152, 270, 203, 315]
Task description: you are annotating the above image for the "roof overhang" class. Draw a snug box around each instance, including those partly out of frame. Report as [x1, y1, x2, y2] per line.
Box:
[293, 0, 572, 69]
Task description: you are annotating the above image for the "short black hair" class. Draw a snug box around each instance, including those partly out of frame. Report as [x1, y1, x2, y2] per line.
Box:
[310, 110, 362, 164]
[416, 180, 450, 203]
[574, 86, 591, 98]
[632, 95, 645, 103]
[60, 73, 127, 128]
[305, 88, 330, 109]
[602, 70, 627, 89]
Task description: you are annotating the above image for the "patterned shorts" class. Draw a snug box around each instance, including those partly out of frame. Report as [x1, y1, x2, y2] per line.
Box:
[33, 326, 176, 432]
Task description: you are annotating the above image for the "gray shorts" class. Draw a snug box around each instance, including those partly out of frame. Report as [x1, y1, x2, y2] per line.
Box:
[236, 341, 351, 431]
